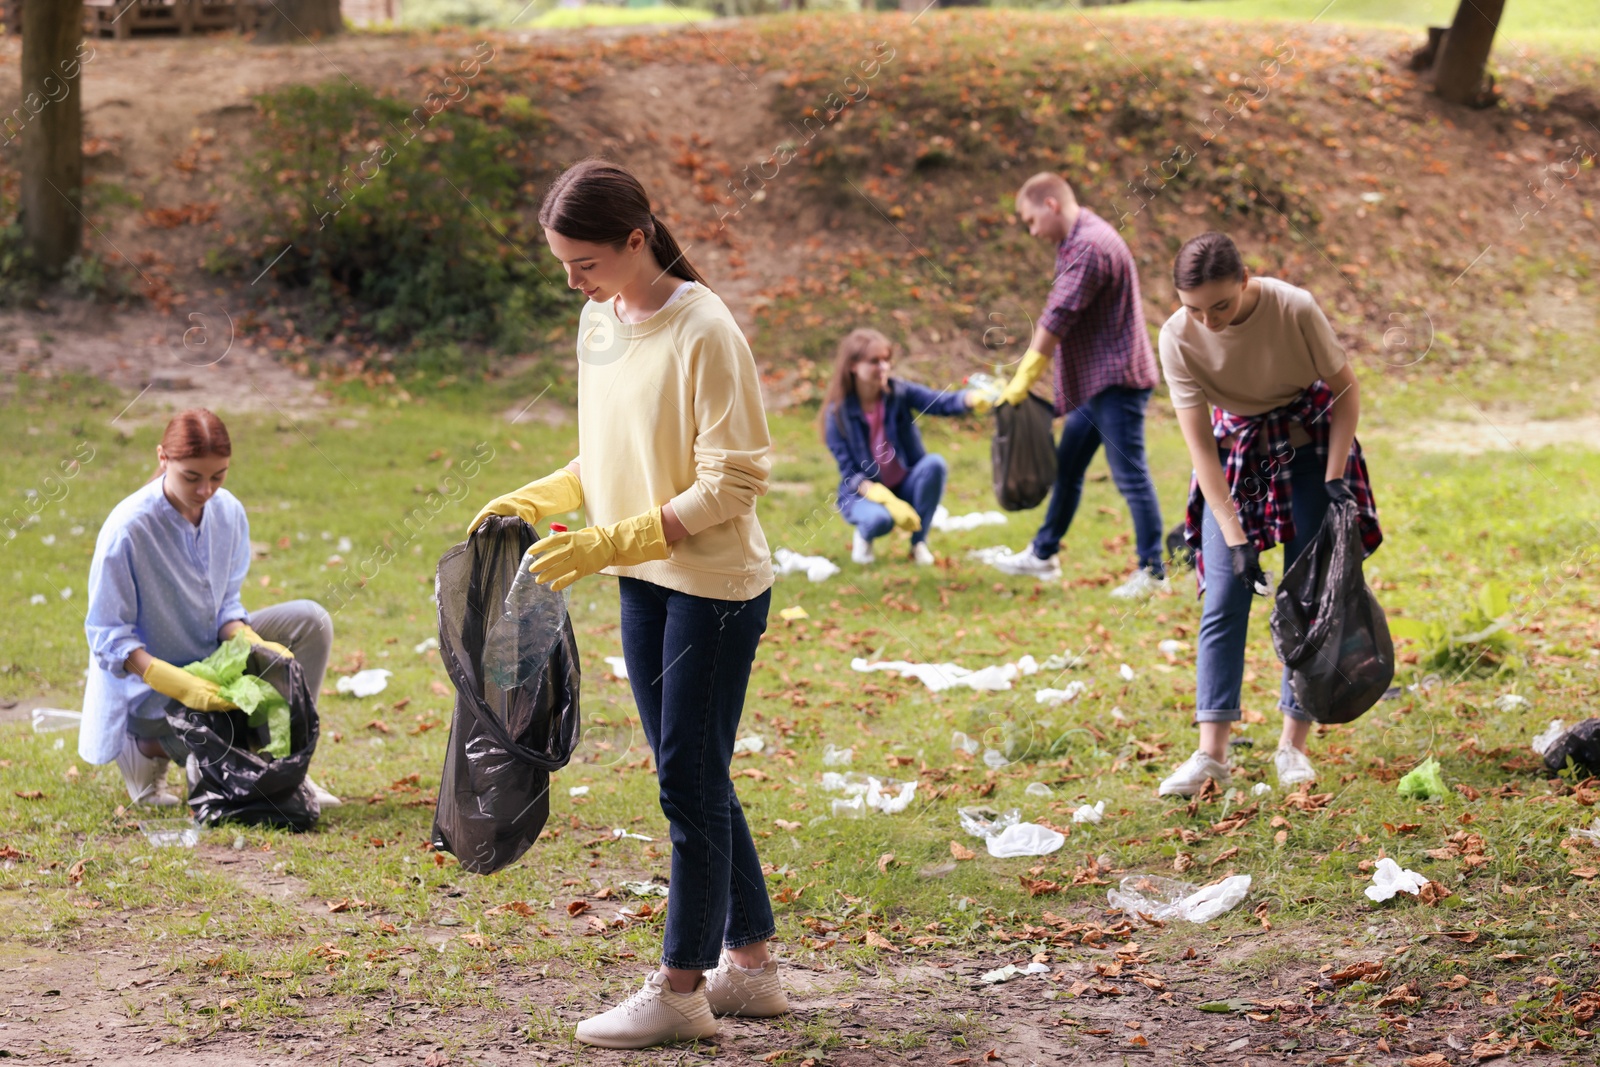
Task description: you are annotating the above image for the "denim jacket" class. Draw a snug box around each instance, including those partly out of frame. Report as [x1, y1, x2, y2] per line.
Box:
[824, 378, 969, 507]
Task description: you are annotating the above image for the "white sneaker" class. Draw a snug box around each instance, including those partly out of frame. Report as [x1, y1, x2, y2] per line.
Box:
[911, 542, 935, 566]
[1110, 568, 1170, 600]
[704, 952, 789, 1017]
[1157, 750, 1233, 797]
[575, 971, 718, 1049]
[1274, 746, 1317, 786]
[115, 737, 182, 808]
[991, 546, 1061, 579]
[851, 531, 875, 565]
[306, 776, 343, 809]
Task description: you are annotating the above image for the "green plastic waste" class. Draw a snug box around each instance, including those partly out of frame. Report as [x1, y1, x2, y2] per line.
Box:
[181, 636, 292, 760]
[1396, 756, 1448, 800]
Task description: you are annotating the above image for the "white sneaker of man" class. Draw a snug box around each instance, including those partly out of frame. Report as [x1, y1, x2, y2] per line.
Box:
[704, 952, 789, 1017]
[1110, 568, 1170, 600]
[575, 971, 719, 1049]
[990, 546, 1061, 579]
[911, 542, 935, 566]
[1157, 750, 1233, 797]
[305, 776, 343, 809]
[114, 736, 181, 807]
[851, 531, 875, 565]
[1274, 745, 1317, 786]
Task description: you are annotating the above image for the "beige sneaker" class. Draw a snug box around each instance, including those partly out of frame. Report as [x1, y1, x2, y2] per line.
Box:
[575, 972, 718, 1049]
[705, 952, 789, 1017]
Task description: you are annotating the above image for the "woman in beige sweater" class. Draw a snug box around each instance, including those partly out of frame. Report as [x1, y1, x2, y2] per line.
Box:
[469, 160, 784, 1049]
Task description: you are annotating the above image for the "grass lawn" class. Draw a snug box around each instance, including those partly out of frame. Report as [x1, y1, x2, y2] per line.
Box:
[4, 365, 1600, 1058]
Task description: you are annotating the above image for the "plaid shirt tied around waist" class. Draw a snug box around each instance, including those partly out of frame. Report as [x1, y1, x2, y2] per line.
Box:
[1183, 380, 1382, 596]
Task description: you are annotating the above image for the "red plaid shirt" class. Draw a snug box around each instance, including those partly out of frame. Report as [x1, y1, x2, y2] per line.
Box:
[1039, 208, 1160, 415]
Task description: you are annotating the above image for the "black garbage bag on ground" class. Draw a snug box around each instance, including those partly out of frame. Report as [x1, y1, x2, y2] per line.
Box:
[1165, 521, 1196, 571]
[992, 395, 1057, 511]
[1270, 499, 1395, 724]
[1544, 719, 1600, 779]
[431, 515, 580, 875]
[168, 654, 321, 830]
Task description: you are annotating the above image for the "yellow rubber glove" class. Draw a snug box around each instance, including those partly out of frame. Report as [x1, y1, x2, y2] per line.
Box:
[523, 508, 670, 593]
[997, 348, 1050, 407]
[142, 657, 239, 713]
[468, 468, 583, 535]
[233, 623, 293, 662]
[860, 481, 922, 533]
[965, 390, 994, 416]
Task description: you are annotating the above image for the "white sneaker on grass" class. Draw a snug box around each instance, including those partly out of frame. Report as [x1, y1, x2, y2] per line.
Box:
[1157, 750, 1233, 797]
[575, 972, 719, 1049]
[851, 532, 875, 565]
[990, 546, 1061, 580]
[306, 776, 343, 809]
[1274, 746, 1317, 786]
[1110, 568, 1170, 600]
[911, 542, 935, 566]
[704, 952, 789, 1017]
[115, 738, 182, 808]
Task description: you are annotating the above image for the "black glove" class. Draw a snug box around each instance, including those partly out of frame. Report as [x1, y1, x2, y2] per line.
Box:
[1324, 478, 1354, 506]
[1229, 541, 1269, 595]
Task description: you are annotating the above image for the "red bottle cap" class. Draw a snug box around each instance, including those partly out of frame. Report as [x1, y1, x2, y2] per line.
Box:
[550, 523, 568, 533]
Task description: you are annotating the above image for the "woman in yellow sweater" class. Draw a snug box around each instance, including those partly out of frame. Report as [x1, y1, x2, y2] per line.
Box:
[469, 160, 784, 1050]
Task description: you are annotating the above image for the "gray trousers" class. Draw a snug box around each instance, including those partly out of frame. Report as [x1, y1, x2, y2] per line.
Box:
[126, 599, 334, 762]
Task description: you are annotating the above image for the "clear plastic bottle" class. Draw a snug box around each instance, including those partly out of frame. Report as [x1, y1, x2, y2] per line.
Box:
[484, 523, 570, 691]
[964, 369, 1004, 406]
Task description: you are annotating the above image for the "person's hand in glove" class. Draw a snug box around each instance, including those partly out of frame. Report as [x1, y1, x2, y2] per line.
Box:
[141, 657, 239, 713]
[1324, 478, 1354, 507]
[997, 349, 1050, 407]
[859, 482, 921, 533]
[964, 390, 994, 416]
[468, 468, 583, 535]
[232, 623, 293, 662]
[1229, 540, 1269, 596]
[524, 507, 670, 592]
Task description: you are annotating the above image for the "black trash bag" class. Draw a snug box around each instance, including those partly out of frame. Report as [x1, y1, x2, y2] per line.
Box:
[1270, 499, 1395, 725]
[1543, 719, 1600, 779]
[168, 653, 321, 831]
[1165, 521, 1195, 571]
[992, 395, 1057, 511]
[431, 515, 580, 875]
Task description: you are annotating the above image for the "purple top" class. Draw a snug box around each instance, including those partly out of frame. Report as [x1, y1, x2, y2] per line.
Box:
[864, 398, 907, 489]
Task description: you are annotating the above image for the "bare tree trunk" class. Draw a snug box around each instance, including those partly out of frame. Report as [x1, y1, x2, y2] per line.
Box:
[255, 0, 343, 45]
[19, 0, 84, 278]
[1433, 0, 1505, 106]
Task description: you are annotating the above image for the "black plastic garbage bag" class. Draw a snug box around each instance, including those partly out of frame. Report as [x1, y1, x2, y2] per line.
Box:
[1544, 719, 1600, 779]
[168, 653, 321, 831]
[992, 395, 1057, 511]
[1270, 499, 1395, 724]
[431, 515, 580, 875]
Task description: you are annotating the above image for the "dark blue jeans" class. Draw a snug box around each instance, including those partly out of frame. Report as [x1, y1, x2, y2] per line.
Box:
[1031, 386, 1165, 576]
[1194, 446, 1328, 724]
[618, 577, 775, 971]
[839, 453, 946, 546]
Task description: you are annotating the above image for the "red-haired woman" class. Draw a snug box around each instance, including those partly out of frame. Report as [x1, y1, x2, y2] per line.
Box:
[81, 409, 340, 810]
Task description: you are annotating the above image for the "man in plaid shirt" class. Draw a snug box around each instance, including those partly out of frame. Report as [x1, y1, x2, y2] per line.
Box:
[990, 172, 1167, 598]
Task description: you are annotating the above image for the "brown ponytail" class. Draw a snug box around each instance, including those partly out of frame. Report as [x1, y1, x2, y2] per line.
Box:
[539, 159, 708, 286]
[1173, 231, 1244, 292]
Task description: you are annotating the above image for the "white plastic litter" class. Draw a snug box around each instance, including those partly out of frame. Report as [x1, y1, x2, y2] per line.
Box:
[980, 961, 1052, 983]
[1072, 800, 1106, 824]
[1040, 653, 1071, 671]
[932, 505, 1008, 532]
[613, 827, 654, 842]
[30, 594, 45, 605]
[1364, 857, 1430, 902]
[1251, 782, 1273, 797]
[336, 669, 392, 697]
[1108, 874, 1252, 922]
[1025, 782, 1053, 797]
[958, 806, 1020, 839]
[831, 795, 865, 818]
[140, 819, 201, 849]
[31, 708, 82, 733]
[1157, 639, 1184, 655]
[1119, 663, 1135, 681]
[620, 880, 670, 898]
[951, 731, 981, 755]
[983, 748, 1009, 769]
[568, 786, 590, 797]
[773, 547, 840, 583]
[1531, 720, 1568, 757]
[733, 735, 765, 755]
[820, 772, 870, 795]
[985, 822, 1066, 858]
[866, 777, 918, 814]
[967, 545, 1018, 567]
[853, 657, 1001, 693]
[822, 744, 853, 766]
[963, 663, 1021, 691]
[604, 655, 629, 679]
[414, 637, 440, 655]
[1035, 681, 1086, 706]
[1016, 655, 1039, 676]
[1495, 693, 1531, 712]
[1569, 818, 1600, 845]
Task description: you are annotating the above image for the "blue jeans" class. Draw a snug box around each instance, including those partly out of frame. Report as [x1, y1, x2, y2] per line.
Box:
[840, 453, 946, 546]
[1031, 386, 1165, 576]
[618, 578, 775, 971]
[1195, 447, 1328, 724]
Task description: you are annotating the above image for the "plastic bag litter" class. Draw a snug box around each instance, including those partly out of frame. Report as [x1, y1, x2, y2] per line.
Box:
[958, 806, 1020, 839]
[1157, 639, 1185, 656]
[604, 655, 628, 679]
[139, 818, 201, 848]
[1072, 800, 1106, 824]
[1364, 857, 1430, 902]
[980, 961, 1051, 983]
[1024, 782, 1053, 797]
[832, 795, 865, 818]
[1542, 718, 1600, 779]
[932, 505, 1008, 532]
[613, 827, 653, 842]
[1035, 681, 1086, 706]
[733, 735, 764, 755]
[1495, 693, 1531, 712]
[1119, 663, 1135, 681]
[1396, 756, 1448, 800]
[568, 786, 590, 797]
[1531, 720, 1568, 757]
[992, 394, 1057, 511]
[951, 731, 981, 755]
[430, 516, 580, 876]
[621, 880, 670, 898]
[821, 771, 870, 795]
[983, 748, 1009, 769]
[986, 822, 1066, 858]
[336, 668, 392, 697]
[852, 657, 1008, 693]
[1252, 782, 1273, 797]
[866, 777, 917, 814]
[1016, 655, 1039, 676]
[1569, 818, 1600, 846]
[1108, 874, 1252, 922]
[773, 547, 840, 583]
[414, 637, 440, 655]
[31, 708, 82, 733]
[822, 744, 853, 766]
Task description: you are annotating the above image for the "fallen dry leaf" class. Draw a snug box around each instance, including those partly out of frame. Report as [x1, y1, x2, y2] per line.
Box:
[486, 900, 537, 917]
[877, 852, 896, 874]
[1403, 1057, 1448, 1067]
[863, 929, 899, 953]
[566, 900, 591, 917]
[950, 840, 976, 861]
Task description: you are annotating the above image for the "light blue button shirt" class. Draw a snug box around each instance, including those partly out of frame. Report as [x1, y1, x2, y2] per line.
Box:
[80, 478, 251, 765]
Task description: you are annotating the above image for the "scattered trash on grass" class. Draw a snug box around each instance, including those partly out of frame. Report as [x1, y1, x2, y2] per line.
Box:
[867, 778, 917, 814]
[1157, 639, 1185, 656]
[1035, 681, 1086, 705]
[986, 822, 1066, 858]
[932, 506, 1008, 532]
[604, 656, 628, 679]
[1071, 801, 1106, 824]
[1025, 782, 1053, 797]
[951, 731, 981, 755]
[336, 668, 392, 698]
[958, 806, 1020, 839]
[822, 744, 853, 766]
[30, 708, 82, 733]
[733, 735, 765, 755]
[1569, 819, 1600, 846]
[821, 772, 869, 795]
[1364, 857, 1429, 902]
[1494, 693, 1531, 712]
[1396, 756, 1448, 800]
[980, 961, 1051, 983]
[1107, 874, 1252, 922]
[852, 656, 1020, 693]
[1540, 719, 1600, 778]
[1251, 782, 1273, 797]
[1119, 663, 1135, 681]
[983, 748, 1009, 769]
[612, 828, 654, 842]
[140, 818, 201, 849]
[832, 796, 865, 818]
[777, 605, 810, 622]
[773, 547, 840, 583]
[620, 880, 670, 898]
[967, 545, 1017, 567]
[568, 786, 590, 797]
[413, 637, 440, 655]
[1531, 720, 1568, 757]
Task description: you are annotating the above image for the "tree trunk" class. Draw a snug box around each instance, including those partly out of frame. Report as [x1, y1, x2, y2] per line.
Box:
[19, 0, 84, 278]
[1433, 0, 1505, 106]
[255, 0, 343, 44]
